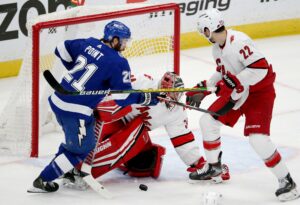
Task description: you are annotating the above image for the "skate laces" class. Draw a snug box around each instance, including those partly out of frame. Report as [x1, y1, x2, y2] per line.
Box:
[48, 182, 57, 188]
[73, 168, 81, 176]
[221, 164, 229, 173]
[196, 163, 210, 175]
[42, 181, 56, 188]
[278, 177, 289, 189]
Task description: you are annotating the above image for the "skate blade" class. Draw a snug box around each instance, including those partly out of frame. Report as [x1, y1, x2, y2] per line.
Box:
[211, 176, 223, 184]
[188, 178, 221, 185]
[277, 189, 300, 202]
[27, 186, 49, 193]
[62, 181, 89, 191]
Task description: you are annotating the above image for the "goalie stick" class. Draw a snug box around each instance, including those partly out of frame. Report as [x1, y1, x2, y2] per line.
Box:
[43, 70, 216, 96]
[80, 163, 113, 199]
[157, 97, 220, 116]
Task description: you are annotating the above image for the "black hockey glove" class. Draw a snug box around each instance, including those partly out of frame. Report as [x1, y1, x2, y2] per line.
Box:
[185, 81, 211, 108]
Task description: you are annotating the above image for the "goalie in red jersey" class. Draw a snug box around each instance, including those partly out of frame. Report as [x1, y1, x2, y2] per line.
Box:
[62, 72, 230, 189]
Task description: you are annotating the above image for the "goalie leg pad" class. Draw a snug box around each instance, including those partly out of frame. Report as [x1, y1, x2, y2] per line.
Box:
[94, 119, 126, 142]
[120, 143, 166, 178]
[91, 116, 150, 178]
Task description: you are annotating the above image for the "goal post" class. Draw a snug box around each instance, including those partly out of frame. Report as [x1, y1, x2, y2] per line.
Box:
[0, 3, 180, 157]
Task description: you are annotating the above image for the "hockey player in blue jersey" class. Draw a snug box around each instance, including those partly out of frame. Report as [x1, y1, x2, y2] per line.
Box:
[27, 21, 161, 193]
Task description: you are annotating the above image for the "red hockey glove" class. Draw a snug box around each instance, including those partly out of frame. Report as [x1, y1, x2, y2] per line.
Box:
[185, 81, 211, 108]
[208, 96, 236, 116]
[215, 71, 244, 97]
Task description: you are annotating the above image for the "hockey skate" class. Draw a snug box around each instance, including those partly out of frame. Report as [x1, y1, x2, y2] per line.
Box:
[62, 168, 89, 190]
[27, 176, 59, 193]
[275, 173, 299, 202]
[189, 152, 223, 183]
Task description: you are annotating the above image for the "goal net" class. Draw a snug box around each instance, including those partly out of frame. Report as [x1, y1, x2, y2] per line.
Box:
[0, 3, 180, 157]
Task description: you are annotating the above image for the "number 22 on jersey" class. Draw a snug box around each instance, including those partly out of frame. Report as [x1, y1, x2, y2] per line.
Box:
[239, 45, 253, 60]
[64, 55, 98, 91]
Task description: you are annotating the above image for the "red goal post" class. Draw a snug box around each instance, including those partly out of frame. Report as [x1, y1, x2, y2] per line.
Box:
[29, 3, 180, 157]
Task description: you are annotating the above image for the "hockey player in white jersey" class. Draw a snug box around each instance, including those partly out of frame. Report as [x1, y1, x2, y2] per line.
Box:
[62, 72, 229, 189]
[186, 9, 299, 201]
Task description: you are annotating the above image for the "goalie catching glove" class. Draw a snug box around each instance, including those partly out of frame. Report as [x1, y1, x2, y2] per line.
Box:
[186, 80, 211, 108]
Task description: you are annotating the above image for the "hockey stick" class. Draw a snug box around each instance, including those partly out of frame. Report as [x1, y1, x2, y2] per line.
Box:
[80, 162, 113, 199]
[43, 70, 216, 96]
[157, 97, 220, 116]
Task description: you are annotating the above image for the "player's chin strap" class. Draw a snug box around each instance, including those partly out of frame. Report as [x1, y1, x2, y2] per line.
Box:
[157, 96, 220, 116]
[43, 70, 216, 96]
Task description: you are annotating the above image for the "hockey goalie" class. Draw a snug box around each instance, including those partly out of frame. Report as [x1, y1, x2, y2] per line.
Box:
[62, 72, 230, 189]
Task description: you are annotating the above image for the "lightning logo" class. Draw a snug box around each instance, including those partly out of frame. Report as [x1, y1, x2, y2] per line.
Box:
[78, 119, 86, 146]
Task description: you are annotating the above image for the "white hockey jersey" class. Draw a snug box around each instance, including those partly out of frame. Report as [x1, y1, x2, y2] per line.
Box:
[124, 74, 201, 166]
[207, 29, 273, 109]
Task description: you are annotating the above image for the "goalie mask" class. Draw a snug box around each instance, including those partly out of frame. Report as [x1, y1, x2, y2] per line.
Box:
[160, 72, 184, 102]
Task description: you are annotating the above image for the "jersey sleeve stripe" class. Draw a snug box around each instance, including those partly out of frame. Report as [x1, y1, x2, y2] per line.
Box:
[56, 41, 73, 63]
[246, 58, 269, 69]
[50, 94, 93, 116]
[111, 93, 130, 100]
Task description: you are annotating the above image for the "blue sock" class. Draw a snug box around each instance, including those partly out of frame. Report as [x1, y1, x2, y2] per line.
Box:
[40, 144, 87, 182]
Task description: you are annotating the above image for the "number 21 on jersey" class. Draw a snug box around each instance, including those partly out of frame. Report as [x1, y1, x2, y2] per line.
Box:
[64, 55, 98, 91]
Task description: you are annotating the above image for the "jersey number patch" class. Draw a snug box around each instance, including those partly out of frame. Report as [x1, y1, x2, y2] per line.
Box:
[239, 45, 253, 60]
[122, 70, 131, 83]
[64, 55, 98, 91]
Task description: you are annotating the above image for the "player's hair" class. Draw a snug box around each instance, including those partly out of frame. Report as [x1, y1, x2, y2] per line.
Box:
[214, 25, 225, 33]
[100, 37, 123, 51]
[100, 37, 117, 44]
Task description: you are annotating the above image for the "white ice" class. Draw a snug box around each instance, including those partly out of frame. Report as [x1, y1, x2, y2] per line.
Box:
[0, 34, 300, 205]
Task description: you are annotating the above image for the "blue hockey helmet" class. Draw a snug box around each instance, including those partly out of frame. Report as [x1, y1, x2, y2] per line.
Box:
[103, 21, 131, 41]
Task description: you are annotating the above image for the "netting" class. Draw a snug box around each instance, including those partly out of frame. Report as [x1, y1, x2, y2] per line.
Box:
[0, 4, 180, 157]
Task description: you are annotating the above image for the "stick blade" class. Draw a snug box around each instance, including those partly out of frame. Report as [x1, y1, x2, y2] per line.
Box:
[81, 163, 113, 199]
[82, 175, 113, 199]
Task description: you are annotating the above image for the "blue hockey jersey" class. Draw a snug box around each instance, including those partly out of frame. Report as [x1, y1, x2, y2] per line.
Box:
[49, 37, 141, 119]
